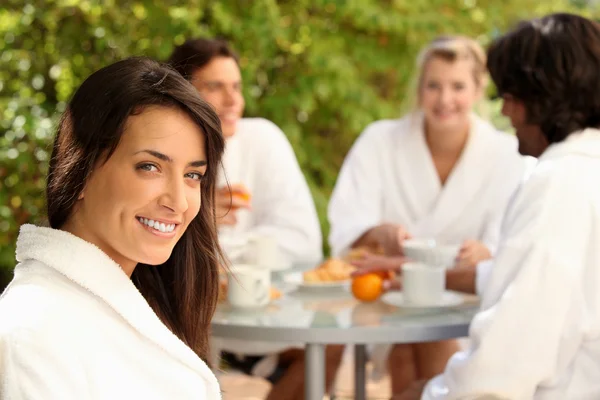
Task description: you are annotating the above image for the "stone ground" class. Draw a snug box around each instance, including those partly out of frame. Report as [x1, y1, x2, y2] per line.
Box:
[219, 346, 392, 400]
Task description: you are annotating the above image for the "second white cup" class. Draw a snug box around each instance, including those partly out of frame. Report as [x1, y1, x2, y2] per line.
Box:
[227, 264, 271, 309]
[402, 262, 446, 306]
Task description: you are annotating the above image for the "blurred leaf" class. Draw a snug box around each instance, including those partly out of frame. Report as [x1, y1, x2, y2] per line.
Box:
[0, 0, 596, 275]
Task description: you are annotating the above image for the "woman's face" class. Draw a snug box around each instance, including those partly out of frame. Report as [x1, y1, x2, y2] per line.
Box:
[419, 56, 481, 134]
[66, 106, 208, 275]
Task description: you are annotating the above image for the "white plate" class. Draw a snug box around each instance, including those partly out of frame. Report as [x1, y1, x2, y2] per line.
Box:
[283, 272, 350, 291]
[381, 291, 464, 308]
[298, 281, 350, 290]
[402, 239, 460, 268]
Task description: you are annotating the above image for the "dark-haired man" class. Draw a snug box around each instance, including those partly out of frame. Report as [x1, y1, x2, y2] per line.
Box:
[168, 39, 341, 400]
[394, 13, 600, 400]
[168, 38, 322, 265]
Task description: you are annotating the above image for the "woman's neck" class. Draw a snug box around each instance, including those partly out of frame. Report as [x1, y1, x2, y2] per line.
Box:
[424, 120, 470, 157]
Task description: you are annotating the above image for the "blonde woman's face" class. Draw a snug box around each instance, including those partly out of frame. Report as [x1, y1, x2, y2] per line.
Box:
[419, 56, 481, 132]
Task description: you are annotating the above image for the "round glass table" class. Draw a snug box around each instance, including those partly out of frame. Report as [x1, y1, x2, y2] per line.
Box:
[212, 277, 479, 400]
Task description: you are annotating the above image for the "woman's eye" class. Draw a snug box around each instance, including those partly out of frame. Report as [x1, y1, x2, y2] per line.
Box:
[186, 172, 204, 181]
[138, 163, 159, 172]
[204, 83, 220, 91]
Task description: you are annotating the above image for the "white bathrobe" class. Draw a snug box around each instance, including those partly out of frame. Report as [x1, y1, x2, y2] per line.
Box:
[328, 112, 532, 294]
[214, 118, 322, 372]
[0, 225, 221, 399]
[423, 130, 600, 399]
[218, 118, 322, 265]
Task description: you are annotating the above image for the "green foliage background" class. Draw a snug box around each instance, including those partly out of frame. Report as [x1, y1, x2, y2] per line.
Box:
[1, 0, 597, 286]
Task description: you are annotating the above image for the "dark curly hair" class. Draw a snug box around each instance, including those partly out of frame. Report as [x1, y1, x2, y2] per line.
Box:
[487, 13, 600, 143]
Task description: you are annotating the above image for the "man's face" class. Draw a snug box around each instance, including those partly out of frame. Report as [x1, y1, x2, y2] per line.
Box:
[191, 57, 245, 138]
[501, 94, 548, 157]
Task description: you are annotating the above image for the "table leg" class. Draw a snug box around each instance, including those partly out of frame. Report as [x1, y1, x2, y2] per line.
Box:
[305, 343, 326, 400]
[354, 344, 367, 400]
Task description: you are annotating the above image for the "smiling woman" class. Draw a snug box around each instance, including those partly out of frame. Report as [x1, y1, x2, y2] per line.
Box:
[0, 57, 226, 399]
[60, 106, 211, 276]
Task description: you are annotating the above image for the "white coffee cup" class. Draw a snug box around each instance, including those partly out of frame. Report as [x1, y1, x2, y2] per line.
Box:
[402, 239, 460, 269]
[402, 262, 446, 306]
[227, 264, 271, 309]
[244, 235, 285, 270]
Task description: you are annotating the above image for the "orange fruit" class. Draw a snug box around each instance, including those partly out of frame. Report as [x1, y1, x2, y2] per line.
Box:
[373, 270, 394, 280]
[351, 273, 384, 302]
[232, 191, 251, 202]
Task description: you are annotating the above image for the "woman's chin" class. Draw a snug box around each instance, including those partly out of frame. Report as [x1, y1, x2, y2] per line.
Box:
[137, 252, 172, 267]
[430, 117, 469, 133]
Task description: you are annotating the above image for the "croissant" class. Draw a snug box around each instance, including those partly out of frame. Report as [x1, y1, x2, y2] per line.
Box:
[302, 258, 356, 282]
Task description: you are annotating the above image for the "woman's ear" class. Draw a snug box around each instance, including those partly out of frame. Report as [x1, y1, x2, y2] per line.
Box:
[77, 178, 89, 200]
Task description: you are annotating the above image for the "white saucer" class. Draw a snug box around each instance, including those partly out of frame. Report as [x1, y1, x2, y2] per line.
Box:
[283, 272, 350, 291]
[381, 291, 464, 308]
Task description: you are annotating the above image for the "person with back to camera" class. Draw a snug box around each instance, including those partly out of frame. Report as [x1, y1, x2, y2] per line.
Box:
[0, 57, 226, 399]
[382, 13, 600, 400]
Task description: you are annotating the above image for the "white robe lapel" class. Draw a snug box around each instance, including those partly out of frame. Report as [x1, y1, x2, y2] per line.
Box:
[392, 113, 441, 231]
[15, 225, 221, 397]
[412, 115, 501, 239]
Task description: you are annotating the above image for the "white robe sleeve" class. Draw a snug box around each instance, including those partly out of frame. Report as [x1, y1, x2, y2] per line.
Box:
[474, 260, 493, 296]
[475, 156, 538, 296]
[328, 126, 385, 256]
[1, 329, 90, 399]
[423, 164, 591, 399]
[247, 120, 322, 264]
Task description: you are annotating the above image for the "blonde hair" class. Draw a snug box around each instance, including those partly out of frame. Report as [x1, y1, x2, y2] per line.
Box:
[402, 36, 489, 115]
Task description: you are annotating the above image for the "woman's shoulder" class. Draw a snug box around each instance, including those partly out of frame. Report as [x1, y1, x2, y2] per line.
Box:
[0, 260, 90, 339]
[234, 117, 295, 153]
[364, 116, 411, 135]
[355, 116, 412, 148]
[236, 117, 287, 140]
[0, 263, 93, 391]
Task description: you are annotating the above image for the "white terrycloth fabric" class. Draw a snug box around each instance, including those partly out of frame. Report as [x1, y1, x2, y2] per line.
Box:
[0, 225, 221, 399]
[218, 117, 322, 265]
[328, 112, 531, 259]
[216, 118, 322, 360]
[423, 129, 600, 399]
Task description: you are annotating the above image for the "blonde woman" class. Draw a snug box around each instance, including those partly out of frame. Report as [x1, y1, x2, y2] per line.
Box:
[328, 36, 532, 395]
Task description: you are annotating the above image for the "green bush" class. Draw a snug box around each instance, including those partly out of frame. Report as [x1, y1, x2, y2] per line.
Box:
[1, 0, 595, 283]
